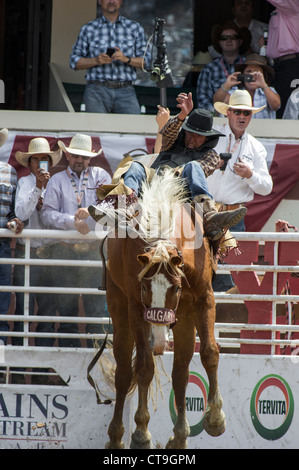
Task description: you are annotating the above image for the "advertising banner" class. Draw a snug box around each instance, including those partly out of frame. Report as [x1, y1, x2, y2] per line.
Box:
[1, 352, 298, 449]
[144, 354, 299, 449]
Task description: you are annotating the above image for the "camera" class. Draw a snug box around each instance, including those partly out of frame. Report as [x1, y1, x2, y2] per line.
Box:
[106, 47, 116, 57]
[39, 161, 49, 172]
[219, 153, 232, 171]
[237, 73, 254, 85]
[150, 18, 173, 88]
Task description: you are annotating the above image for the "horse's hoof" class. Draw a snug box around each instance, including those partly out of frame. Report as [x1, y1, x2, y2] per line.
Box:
[130, 430, 153, 449]
[203, 410, 226, 437]
[166, 437, 188, 449]
[105, 440, 125, 449]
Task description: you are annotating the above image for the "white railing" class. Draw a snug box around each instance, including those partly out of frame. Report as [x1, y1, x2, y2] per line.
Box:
[0, 228, 108, 348]
[1, 229, 299, 355]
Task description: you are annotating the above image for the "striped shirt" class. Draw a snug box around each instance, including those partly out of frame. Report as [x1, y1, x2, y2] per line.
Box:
[70, 14, 151, 83]
[0, 162, 17, 228]
[196, 55, 246, 112]
[160, 115, 220, 177]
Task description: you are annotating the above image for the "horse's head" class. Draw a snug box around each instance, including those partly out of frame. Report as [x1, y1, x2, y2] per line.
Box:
[137, 243, 183, 356]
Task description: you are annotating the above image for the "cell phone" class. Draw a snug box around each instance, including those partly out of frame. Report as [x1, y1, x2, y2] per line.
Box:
[106, 47, 116, 57]
[237, 73, 254, 85]
[39, 161, 49, 172]
[219, 153, 232, 171]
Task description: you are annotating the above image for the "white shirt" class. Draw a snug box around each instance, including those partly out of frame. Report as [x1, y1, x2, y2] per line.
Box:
[15, 173, 48, 248]
[207, 123, 273, 205]
[42, 165, 111, 239]
[282, 89, 299, 120]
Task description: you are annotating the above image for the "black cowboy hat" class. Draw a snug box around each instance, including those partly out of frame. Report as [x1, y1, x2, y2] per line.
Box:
[182, 109, 225, 137]
[212, 20, 251, 55]
[234, 53, 275, 84]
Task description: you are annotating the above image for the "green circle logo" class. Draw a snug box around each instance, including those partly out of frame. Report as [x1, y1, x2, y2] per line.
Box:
[169, 371, 209, 437]
[250, 374, 294, 440]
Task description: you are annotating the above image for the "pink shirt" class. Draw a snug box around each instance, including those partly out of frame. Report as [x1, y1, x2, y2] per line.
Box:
[267, 0, 299, 58]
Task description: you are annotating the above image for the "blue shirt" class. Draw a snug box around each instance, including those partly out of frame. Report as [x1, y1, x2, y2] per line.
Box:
[196, 55, 246, 111]
[70, 14, 151, 83]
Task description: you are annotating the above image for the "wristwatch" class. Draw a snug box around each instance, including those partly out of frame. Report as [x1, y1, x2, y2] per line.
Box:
[126, 56, 131, 64]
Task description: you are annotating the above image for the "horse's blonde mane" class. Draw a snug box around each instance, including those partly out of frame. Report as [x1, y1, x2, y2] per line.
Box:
[137, 240, 185, 282]
[137, 170, 188, 282]
[138, 168, 188, 242]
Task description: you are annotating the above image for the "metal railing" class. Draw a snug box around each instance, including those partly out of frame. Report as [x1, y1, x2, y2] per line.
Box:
[1, 229, 299, 355]
[0, 228, 108, 348]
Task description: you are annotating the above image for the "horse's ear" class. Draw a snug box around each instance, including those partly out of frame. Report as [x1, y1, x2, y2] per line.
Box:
[137, 253, 151, 266]
[171, 253, 184, 268]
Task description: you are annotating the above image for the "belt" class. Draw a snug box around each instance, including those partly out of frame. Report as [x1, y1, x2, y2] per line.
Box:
[274, 53, 299, 64]
[88, 80, 132, 89]
[58, 241, 99, 254]
[219, 203, 245, 211]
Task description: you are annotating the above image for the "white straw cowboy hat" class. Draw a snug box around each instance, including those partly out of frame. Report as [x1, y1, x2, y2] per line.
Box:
[0, 128, 8, 148]
[214, 89, 266, 116]
[58, 134, 102, 158]
[15, 137, 62, 167]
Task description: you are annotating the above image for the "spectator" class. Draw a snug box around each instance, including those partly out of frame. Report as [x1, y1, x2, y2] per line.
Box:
[209, 89, 273, 230]
[13, 138, 62, 346]
[69, 0, 151, 114]
[214, 53, 280, 119]
[0, 128, 24, 344]
[266, 0, 299, 118]
[282, 88, 299, 120]
[196, 20, 251, 112]
[182, 51, 212, 88]
[41, 134, 111, 347]
[89, 92, 247, 242]
[232, 0, 268, 54]
[208, 90, 273, 291]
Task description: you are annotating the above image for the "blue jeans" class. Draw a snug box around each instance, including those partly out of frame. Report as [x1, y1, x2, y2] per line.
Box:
[123, 161, 212, 198]
[84, 83, 141, 114]
[0, 240, 12, 344]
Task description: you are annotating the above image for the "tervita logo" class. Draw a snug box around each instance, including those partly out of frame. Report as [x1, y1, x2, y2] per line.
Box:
[250, 374, 294, 440]
[169, 371, 208, 437]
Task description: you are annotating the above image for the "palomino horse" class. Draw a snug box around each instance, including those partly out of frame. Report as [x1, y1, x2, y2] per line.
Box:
[102, 169, 225, 449]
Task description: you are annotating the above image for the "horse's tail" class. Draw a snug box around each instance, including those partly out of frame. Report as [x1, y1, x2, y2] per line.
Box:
[97, 343, 165, 405]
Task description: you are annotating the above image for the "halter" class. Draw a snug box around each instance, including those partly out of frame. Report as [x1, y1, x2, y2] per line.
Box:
[141, 274, 182, 329]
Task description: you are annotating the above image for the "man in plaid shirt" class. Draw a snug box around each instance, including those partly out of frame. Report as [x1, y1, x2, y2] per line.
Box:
[0, 129, 23, 344]
[70, 0, 151, 114]
[196, 20, 250, 112]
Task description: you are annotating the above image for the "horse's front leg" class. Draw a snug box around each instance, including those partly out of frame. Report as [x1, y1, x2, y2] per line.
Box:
[105, 286, 134, 449]
[166, 319, 195, 449]
[196, 294, 226, 437]
[130, 324, 155, 449]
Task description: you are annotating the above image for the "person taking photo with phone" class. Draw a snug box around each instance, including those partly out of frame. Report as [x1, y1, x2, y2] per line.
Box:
[214, 53, 280, 119]
[69, 0, 151, 114]
[12, 138, 62, 347]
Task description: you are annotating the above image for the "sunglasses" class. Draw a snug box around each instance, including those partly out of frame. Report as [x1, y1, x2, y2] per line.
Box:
[219, 34, 240, 41]
[231, 109, 252, 116]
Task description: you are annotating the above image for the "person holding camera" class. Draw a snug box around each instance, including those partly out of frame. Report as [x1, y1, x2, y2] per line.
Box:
[207, 90, 273, 291]
[196, 20, 251, 112]
[208, 89, 273, 232]
[12, 138, 63, 346]
[69, 0, 151, 114]
[214, 53, 280, 119]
